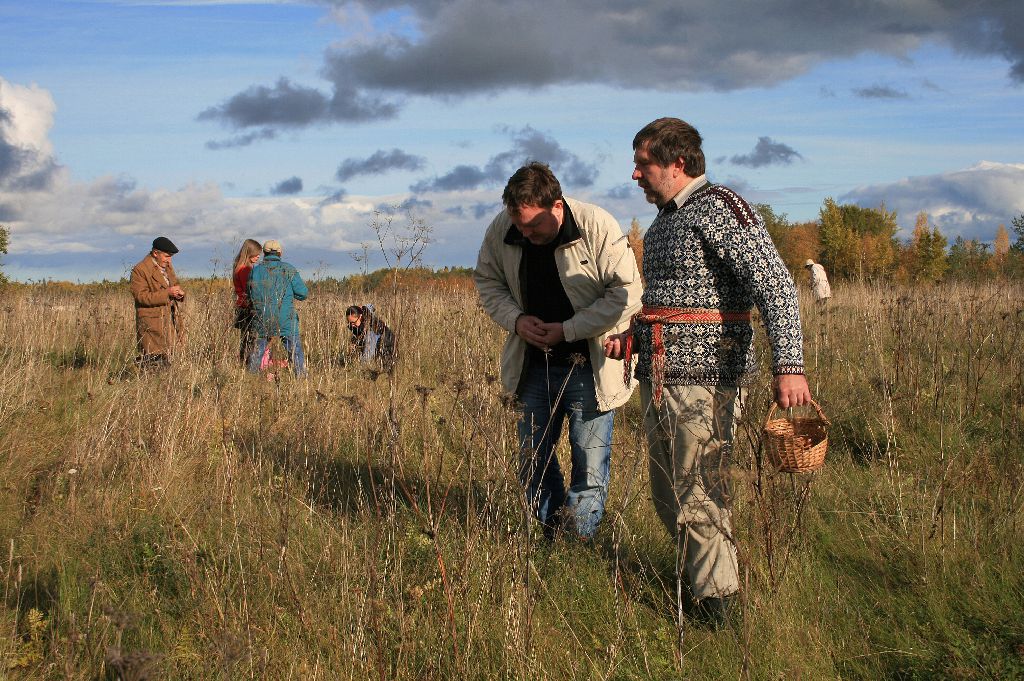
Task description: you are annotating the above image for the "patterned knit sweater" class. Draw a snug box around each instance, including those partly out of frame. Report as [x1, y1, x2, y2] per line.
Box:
[634, 181, 805, 387]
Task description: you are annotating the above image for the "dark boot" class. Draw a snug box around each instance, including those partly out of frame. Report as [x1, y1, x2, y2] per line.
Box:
[695, 593, 739, 630]
[136, 353, 169, 371]
[540, 513, 562, 541]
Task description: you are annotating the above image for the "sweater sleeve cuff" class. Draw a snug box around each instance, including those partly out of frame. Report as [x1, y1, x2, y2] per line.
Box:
[773, 365, 805, 376]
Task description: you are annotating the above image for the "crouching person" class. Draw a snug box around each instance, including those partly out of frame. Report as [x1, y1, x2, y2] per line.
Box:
[344, 304, 397, 372]
[247, 239, 309, 376]
[474, 162, 642, 540]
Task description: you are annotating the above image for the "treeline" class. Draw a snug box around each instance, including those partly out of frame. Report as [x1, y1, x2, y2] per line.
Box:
[755, 200, 1024, 282]
[308, 266, 477, 294]
[6, 199, 1023, 290]
[0, 265, 479, 294]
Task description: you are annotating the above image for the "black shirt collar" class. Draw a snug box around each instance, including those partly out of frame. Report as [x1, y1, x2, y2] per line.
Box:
[659, 199, 679, 216]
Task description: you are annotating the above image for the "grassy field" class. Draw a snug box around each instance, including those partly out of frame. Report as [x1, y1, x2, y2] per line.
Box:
[0, 278, 1021, 679]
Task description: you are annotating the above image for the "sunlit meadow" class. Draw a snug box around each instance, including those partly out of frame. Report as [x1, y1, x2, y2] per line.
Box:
[0, 274, 1021, 679]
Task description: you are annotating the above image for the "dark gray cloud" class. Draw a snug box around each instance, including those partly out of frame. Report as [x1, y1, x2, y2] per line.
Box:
[336, 149, 426, 182]
[444, 201, 501, 220]
[91, 176, 150, 213]
[271, 176, 304, 195]
[472, 202, 499, 220]
[204, 0, 1024, 135]
[197, 77, 399, 130]
[319, 188, 348, 206]
[729, 137, 804, 168]
[0, 138, 19, 181]
[490, 125, 599, 186]
[400, 196, 433, 211]
[605, 184, 635, 200]
[410, 126, 598, 193]
[853, 84, 911, 99]
[206, 128, 277, 150]
[377, 196, 434, 213]
[840, 161, 1024, 241]
[198, 78, 328, 127]
[411, 165, 488, 193]
[7, 158, 59, 191]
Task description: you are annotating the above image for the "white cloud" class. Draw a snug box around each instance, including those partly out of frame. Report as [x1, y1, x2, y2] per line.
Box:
[0, 77, 63, 192]
[2, 76, 624, 280]
[0, 78, 56, 155]
[0, 77, 496, 279]
[840, 161, 1024, 242]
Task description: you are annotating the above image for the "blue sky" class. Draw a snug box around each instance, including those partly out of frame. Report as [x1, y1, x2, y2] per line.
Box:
[1, 0, 1022, 281]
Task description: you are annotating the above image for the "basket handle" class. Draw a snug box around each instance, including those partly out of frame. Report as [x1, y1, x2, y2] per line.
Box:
[764, 399, 830, 427]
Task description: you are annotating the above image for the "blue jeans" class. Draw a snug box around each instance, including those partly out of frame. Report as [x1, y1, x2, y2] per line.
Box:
[248, 335, 306, 376]
[516, 362, 614, 539]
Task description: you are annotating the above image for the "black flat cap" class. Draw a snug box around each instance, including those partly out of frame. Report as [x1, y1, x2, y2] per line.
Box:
[152, 236, 179, 254]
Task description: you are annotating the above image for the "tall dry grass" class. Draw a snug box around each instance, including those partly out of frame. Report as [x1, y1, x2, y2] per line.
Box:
[0, 278, 1021, 679]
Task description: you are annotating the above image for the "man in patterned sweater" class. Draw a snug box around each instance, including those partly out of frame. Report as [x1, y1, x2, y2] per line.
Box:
[606, 118, 812, 627]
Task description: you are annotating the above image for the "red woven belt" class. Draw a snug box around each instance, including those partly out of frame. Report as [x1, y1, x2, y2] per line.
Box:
[624, 305, 751, 407]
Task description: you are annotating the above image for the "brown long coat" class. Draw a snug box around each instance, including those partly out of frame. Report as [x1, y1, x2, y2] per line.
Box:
[130, 255, 184, 357]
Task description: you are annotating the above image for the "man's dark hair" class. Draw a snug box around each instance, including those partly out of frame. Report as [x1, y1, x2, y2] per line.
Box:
[502, 162, 562, 211]
[633, 118, 706, 176]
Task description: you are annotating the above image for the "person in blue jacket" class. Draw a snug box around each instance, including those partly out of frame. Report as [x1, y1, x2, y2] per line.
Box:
[247, 239, 309, 376]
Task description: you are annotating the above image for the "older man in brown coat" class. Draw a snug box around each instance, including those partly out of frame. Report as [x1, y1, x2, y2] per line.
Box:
[130, 236, 185, 366]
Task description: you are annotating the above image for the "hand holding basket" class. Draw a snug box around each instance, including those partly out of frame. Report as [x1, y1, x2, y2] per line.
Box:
[763, 399, 830, 473]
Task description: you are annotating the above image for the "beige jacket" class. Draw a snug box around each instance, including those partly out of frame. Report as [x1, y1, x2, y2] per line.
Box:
[808, 263, 832, 301]
[474, 197, 643, 411]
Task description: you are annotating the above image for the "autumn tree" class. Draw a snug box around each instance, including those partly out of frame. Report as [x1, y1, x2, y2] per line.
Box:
[756, 203, 788, 243]
[788, 221, 822, 269]
[627, 217, 644, 281]
[819, 199, 858, 278]
[903, 211, 947, 283]
[946, 237, 991, 281]
[911, 211, 929, 245]
[915, 228, 948, 283]
[999, 218, 1024, 279]
[1011, 214, 1024, 254]
[756, 203, 792, 263]
[818, 198, 899, 280]
[754, 204, 820, 273]
[993, 224, 1010, 260]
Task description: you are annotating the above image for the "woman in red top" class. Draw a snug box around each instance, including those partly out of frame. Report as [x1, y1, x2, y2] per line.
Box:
[232, 239, 262, 364]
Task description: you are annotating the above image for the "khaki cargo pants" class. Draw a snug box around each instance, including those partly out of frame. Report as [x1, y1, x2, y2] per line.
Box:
[641, 382, 743, 600]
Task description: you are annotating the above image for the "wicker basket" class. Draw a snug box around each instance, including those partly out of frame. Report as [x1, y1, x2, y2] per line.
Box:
[763, 399, 830, 473]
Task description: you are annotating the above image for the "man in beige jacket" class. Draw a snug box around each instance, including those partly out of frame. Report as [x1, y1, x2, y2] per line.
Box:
[130, 236, 185, 367]
[475, 162, 642, 539]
